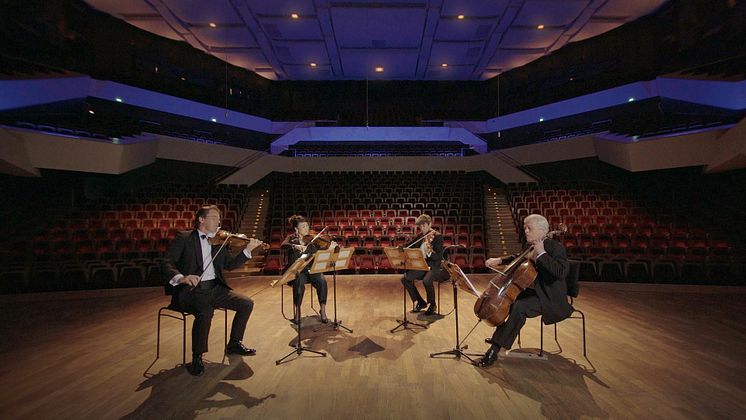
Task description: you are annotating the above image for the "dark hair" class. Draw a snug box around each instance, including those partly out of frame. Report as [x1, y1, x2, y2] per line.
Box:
[415, 214, 432, 226]
[194, 205, 220, 229]
[288, 214, 307, 229]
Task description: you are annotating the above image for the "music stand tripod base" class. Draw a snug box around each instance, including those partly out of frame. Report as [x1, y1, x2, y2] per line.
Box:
[275, 291, 326, 365]
[310, 248, 355, 334]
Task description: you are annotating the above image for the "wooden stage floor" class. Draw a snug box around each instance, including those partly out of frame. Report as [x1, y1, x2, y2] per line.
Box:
[1, 275, 745, 419]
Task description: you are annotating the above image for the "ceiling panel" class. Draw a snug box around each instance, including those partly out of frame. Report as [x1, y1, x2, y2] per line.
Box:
[331, 7, 427, 48]
[429, 41, 484, 66]
[441, 0, 510, 18]
[84, 0, 670, 80]
[487, 49, 544, 71]
[273, 41, 329, 65]
[244, 0, 317, 16]
[501, 27, 563, 49]
[161, 0, 243, 25]
[572, 21, 623, 42]
[223, 50, 271, 71]
[435, 18, 495, 41]
[127, 19, 182, 41]
[258, 16, 323, 40]
[513, 0, 588, 27]
[597, 0, 665, 18]
[339, 50, 419, 79]
[190, 26, 259, 49]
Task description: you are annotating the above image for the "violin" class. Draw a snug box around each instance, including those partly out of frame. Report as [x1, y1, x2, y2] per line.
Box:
[208, 229, 269, 251]
[300, 228, 335, 250]
[270, 227, 334, 288]
[473, 225, 566, 327]
[403, 229, 436, 250]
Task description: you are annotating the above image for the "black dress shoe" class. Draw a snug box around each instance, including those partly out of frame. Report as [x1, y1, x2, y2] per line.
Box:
[474, 345, 500, 368]
[425, 304, 437, 316]
[226, 341, 257, 356]
[411, 301, 427, 313]
[186, 354, 205, 376]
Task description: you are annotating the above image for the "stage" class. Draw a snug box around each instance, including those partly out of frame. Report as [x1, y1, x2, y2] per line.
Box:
[1, 275, 744, 419]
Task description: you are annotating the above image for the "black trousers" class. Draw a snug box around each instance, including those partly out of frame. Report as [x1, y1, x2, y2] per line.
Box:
[176, 281, 254, 355]
[290, 272, 328, 307]
[490, 290, 542, 350]
[401, 268, 449, 305]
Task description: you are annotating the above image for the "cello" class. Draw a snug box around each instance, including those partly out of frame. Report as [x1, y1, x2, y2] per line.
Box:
[473, 225, 566, 327]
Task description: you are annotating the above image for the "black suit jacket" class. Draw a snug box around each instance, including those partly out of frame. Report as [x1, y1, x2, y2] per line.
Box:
[280, 233, 325, 274]
[503, 239, 573, 324]
[161, 230, 249, 295]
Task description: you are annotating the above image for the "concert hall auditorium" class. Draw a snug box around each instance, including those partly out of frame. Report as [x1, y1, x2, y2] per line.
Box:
[1, 0, 744, 418]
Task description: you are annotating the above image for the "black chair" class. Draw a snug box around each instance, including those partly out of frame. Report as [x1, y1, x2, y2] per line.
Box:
[518, 260, 587, 357]
[156, 304, 228, 365]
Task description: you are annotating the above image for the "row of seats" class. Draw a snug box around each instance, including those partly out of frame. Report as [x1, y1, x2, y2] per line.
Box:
[507, 183, 737, 266]
[260, 253, 489, 275]
[575, 258, 739, 285]
[0, 258, 165, 294]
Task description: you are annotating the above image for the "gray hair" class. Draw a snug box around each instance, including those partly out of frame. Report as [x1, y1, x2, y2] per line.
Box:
[524, 214, 549, 233]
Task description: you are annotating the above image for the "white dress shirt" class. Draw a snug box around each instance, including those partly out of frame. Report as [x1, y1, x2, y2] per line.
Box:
[169, 231, 252, 286]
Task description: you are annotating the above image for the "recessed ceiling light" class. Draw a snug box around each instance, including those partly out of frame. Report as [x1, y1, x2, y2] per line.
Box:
[208, 22, 217, 28]
[375, 66, 384, 73]
[310, 62, 317, 67]
[537, 24, 545, 29]
[115, 97, 123, 103]
[291, 13, 299, 19]
[457, 14, 465, 20]
[88, 110, 95, 115]
[441, 63, 448, 68]
[211, 117, 217, 122]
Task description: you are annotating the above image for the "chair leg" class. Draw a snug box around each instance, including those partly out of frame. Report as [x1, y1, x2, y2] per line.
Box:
[156, 309, 163, 360]
[577, 309, 587, 357]
[224, 308, 228, 352]
[182, 314, 187, 365]
[539, 318, 544, 357]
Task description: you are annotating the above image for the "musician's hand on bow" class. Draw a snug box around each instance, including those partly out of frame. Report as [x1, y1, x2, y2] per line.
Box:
[329, 240, 339, 249]
[181, 275, 200, 288]
[293, 244, 306, 252]
[486, 257, 503, 268]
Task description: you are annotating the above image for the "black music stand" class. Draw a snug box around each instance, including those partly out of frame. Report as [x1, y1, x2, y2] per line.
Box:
[386, 247, 430, 333]
[310, 247, 355, 333]
[273, 252, 326, 364]
[430, 261, 482, 362]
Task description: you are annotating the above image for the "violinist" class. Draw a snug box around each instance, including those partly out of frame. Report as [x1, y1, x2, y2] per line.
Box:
[162, 205, 263, 376]
[474, 214, 573, 367]
[401, 214, 449, 316]
[281, 215, 338, 325]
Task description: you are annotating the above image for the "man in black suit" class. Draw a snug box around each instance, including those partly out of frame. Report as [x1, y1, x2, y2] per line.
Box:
[474, 214, 573, 367]
[401, 214, 449, 316]
[162, 205, 263, 376]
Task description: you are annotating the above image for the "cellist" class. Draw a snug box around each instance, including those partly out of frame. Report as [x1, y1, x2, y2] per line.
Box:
[474, 214, 573, 367]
